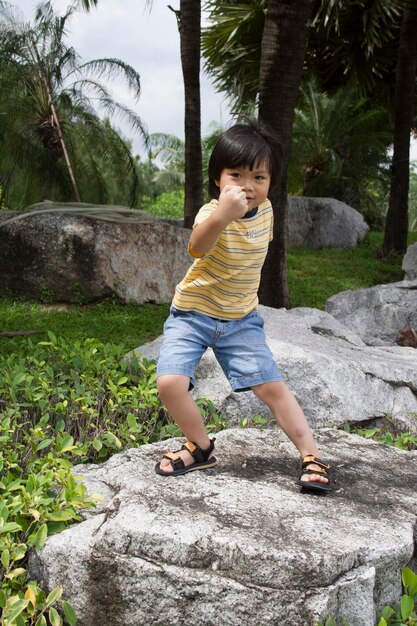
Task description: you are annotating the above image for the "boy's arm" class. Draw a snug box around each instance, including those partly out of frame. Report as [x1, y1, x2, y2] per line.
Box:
[189, 185, 248, 257]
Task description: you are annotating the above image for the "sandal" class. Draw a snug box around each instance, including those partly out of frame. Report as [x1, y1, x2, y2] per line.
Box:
[295, 454, 331, 493]
[155, 438, 217, 477]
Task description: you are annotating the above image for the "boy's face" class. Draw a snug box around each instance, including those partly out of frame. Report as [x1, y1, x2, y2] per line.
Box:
[215, 161, 271, 211]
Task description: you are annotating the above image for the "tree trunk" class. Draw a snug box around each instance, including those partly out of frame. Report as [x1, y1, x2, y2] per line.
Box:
[381, 0, 417, 256]
[258, 0, 314, 308]
[176, 1, 203, 229]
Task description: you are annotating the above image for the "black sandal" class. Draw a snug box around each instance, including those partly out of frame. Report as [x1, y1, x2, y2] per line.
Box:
[155, 438, 217, 476]
[295, 454, 331, 493]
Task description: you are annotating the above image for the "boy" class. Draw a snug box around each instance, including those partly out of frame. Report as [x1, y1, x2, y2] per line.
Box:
[155, 121, 331, 493]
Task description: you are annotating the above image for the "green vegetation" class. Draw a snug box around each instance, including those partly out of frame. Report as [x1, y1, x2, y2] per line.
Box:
[0, 332, 227, 625]
[0, 300, 169, 355]
[288, 231, 417, 309]
[345, 422, 417, 452]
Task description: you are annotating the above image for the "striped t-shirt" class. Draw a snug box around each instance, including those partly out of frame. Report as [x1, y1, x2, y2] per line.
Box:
[172, 199, 273, 319]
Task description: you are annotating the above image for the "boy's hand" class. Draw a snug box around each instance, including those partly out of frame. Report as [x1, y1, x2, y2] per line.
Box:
[217, 185, 248, 222]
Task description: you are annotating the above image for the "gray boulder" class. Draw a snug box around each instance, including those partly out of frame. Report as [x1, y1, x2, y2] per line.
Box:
[402, 243, 417, 280]
[133, 305, 417, 430]
[29, 428, 417, 626]
[287, 196, 369, 248]
[326, 280, 417, 346]
[0, 203, 190, 304]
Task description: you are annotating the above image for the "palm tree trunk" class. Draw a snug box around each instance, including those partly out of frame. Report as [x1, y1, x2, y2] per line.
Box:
[171, 1, 203, 229]
[258, 0, 314, 308]
[382, 0, 417, 256]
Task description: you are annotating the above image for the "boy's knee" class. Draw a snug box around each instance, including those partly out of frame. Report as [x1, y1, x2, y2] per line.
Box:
[157, 374, 189, 399]
[252, 381, 288, 403]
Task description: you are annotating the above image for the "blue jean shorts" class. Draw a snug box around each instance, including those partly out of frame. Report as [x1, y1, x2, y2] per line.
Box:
[156, 307, 284, 392]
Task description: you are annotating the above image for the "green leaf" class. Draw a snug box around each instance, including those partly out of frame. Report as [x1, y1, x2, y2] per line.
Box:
[402, 566, 417, 596]
[33, 523, 48, 549]
[3, 598, 29, 621]
[400, 594, 414, 621]
[1, 548, 10, 570]
[49, 606, 63, 626]
[0, 521, 23, 534]
[35, 615, 48, 626]
[62, 600, 78, 626]
[0, 589, 7, 609]
[5, 566, 27, 579]
[45, 587, 63, 608]
[60, 434, 74, 453]
[46, 510, 77, 522]
[36, 438, 53, 451]
[377, 618, 387, 626]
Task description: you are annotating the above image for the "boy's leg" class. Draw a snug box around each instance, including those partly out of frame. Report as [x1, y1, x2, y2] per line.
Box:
[251, 381, 329, 486]
[157, 374, 212, 473]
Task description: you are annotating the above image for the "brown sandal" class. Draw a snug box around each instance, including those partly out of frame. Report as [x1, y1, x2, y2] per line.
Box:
[295, 454, 331, 493]
[155, 438, 217, 476]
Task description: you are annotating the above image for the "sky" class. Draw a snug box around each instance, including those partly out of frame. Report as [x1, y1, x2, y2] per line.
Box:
[14, 0, 234, 157]
[10, 0, 417, 163]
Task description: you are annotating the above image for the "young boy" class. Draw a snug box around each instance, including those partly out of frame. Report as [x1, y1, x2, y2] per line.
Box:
[155, 121, 331, 493]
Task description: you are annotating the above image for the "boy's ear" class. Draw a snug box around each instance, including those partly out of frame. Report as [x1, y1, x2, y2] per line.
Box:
[214, 179, 220, 187]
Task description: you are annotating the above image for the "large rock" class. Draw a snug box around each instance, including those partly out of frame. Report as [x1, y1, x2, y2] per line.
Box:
[0, 203, 190, 303]
[403, 243, 417, 280]
[326, 280, 417, 346]
[29, 428, 417, 626]
[133, 305, 417, 430]
[287, 196, 369, 248]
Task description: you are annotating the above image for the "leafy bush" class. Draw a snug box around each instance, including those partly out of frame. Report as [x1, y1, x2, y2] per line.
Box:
[0, 332, 228, 624]
[343, 423, 417, 451]
[142, 189, 184, 219]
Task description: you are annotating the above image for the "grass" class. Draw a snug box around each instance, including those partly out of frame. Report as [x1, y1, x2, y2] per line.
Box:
[0, 299, 169, 354]
[287, 231, 417, 309]
[1, 231, 416, 352]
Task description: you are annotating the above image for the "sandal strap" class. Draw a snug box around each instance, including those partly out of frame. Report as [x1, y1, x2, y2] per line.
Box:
[163, 451, 185, 471]
[182, 438, 216, 464]
[301, 455, 331, 471]
[302, 467, 328, 477]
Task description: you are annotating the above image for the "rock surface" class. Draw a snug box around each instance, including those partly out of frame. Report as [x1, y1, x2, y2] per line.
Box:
[287, 196, 369, 248]
[326, 280, 417, 346]
[29, 428, 417, 626]
[403, 243, 417, 280]
[133, 305, 417, 430]
[0, 204, 190, 303]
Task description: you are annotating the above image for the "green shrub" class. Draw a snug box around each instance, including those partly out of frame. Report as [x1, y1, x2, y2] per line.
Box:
[142, 189, 184, 219]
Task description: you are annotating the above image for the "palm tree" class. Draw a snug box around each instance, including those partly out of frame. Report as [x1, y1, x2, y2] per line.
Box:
[169, 1, 203, 228]
[290, 78, 391, 207]
[381, 0, 417, 256]
[0, 0, 147, 207]
[258, 0, 315, 309]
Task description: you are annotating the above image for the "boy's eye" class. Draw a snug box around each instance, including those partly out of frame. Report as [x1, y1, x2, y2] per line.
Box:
[230, 172, 241, 178]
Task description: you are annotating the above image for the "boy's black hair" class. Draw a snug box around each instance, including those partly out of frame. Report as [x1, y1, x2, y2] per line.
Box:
[208, 119, 282, 199]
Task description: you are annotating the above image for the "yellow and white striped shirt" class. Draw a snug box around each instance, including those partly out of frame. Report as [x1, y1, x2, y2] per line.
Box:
[172, 199, 273, 319]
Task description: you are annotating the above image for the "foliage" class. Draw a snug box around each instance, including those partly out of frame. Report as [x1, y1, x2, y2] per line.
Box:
[343, 423, 417, 451]
[377, 567, 417, 625]
[202, 0, 265, 113]
[0, 331, 228, 623]
[0, 0, 146, 208]
[143, 190, 185, 219]
[289, 78, 392, 215]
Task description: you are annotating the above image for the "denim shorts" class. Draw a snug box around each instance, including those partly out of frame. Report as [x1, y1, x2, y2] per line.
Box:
[156, 307, 284, 392]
